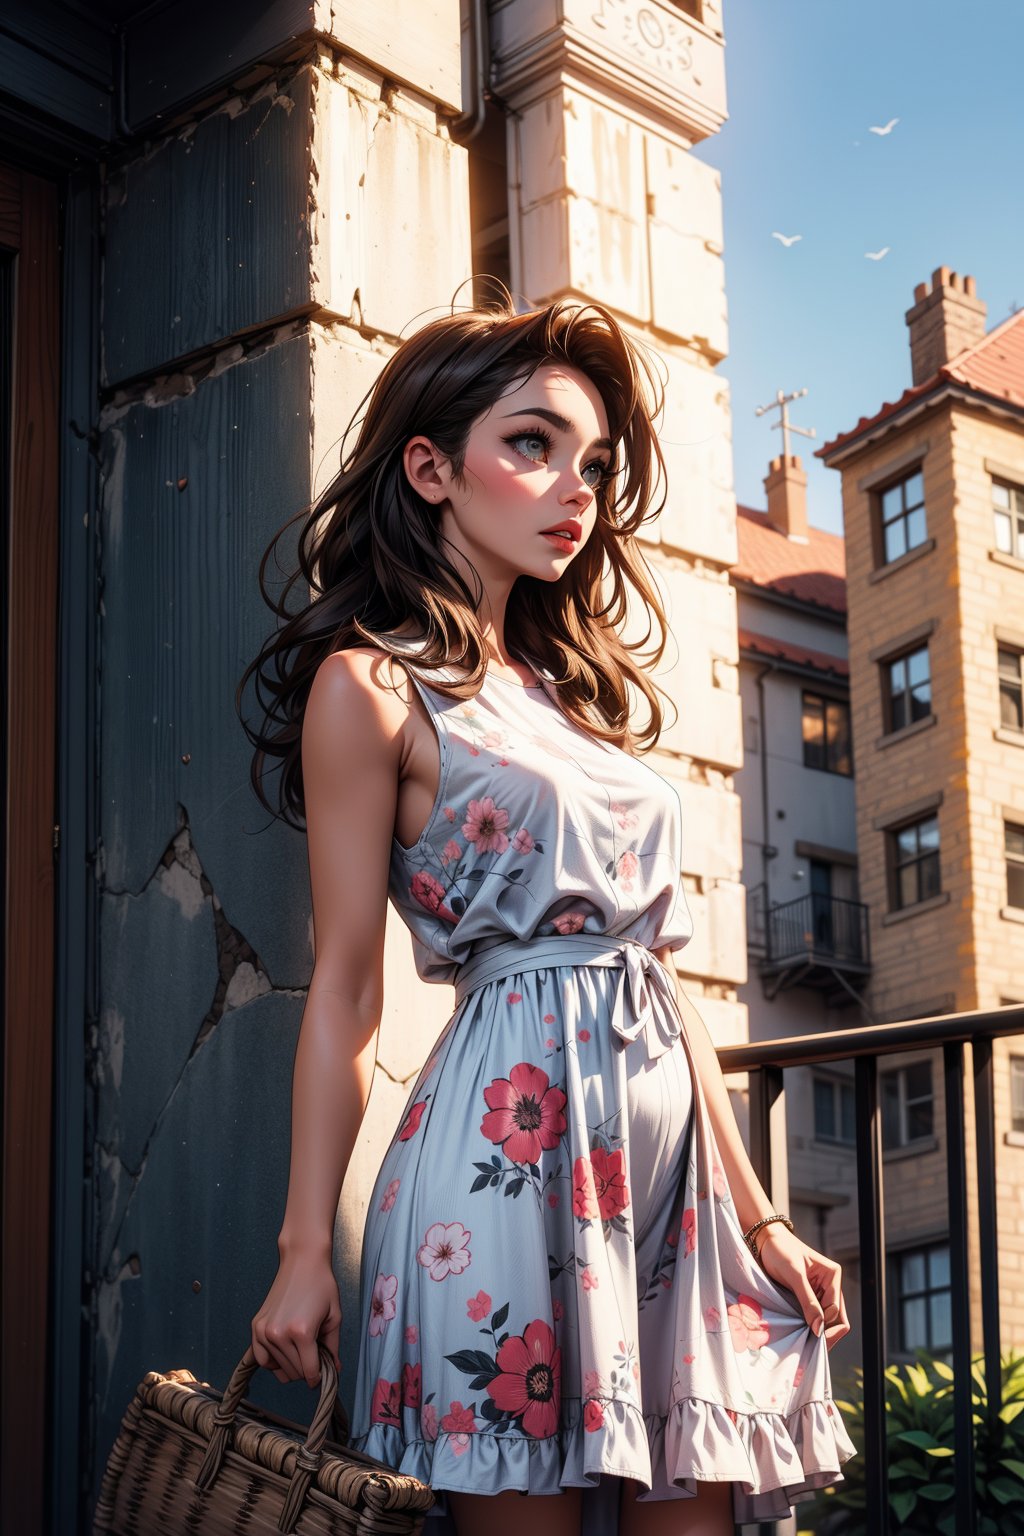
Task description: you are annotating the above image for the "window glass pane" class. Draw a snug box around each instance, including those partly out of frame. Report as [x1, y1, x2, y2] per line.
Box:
[905, 1060, 932, 1099]
[1000, 681, 1023, 730]
[840, 1083, 855, 1142]
[995, 510, 1013, 553]
[890, 656, 906, 691]
[882, 1075, 900, 1145]
[907, 1097, 934, 1139]
[898, 864, 917, 909]
[905, 470, 924, 507]
[1010, 1058, 1024, 1118]
[882, 484, 904, 520]
[920, 850, 941, 901]
[1006, 825, 1024, 857]
[907, 648, 930, 686]
[999, 648, 1022, 680]
[929, 1246, 951, 1287]
[902, 1251, 926, 1292]
[993, 482, 1011, 510]
[896, 825, 918, 858]
[884, 518, 907, 563]
[814, 1077, 835, 1138]
[929, 1290, 952, 1348]
[910, 682, 931, 718]
[918, 816, 940, 851]
[1007, 862, 1024, 909]
[906, 505, 927, 549]
[902, 1296, 928, 1350]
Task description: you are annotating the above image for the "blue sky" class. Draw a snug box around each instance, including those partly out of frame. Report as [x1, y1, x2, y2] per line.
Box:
[689, 0, 1024, 536]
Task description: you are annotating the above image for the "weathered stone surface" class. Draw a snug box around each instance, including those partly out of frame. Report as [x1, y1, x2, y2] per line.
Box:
[94, 991, 304, 1476]
[645, 136, 727, 358]
[99, 334, 314, 989]
[325, 0, 463, 113]
[104, 69, 314, 385]
[647, 564, 742, 767]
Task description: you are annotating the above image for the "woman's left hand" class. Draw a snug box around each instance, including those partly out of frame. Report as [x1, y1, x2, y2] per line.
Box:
[754, 1225, 851, 1351]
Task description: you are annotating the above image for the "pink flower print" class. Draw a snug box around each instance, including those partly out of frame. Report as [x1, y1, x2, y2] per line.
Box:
[398, 1100, 426, 1141]
[380, 1178, 400, 1212]
[486, 1319, 561, 1439]
[409, 871, 459, 924]
[617, 850, 639, 892]
[466, 1289, 492, 1323]
[681, 1207, 697, 1256]
[590, 1146, 630, 1221]
[440, 1400, 477, 1435]
[552, 1297, 564, 1322]
[583, 1370, 603, 1398]
[404, 1324, 418, 1346]
[681, 1353, 696, 1365]
[547, 1192, 559, 1208]
[552, 910, 585, 934]
[712, 1162, 728, 1200]
[481, 729, 507, 751]
[462, 796, 510, 854]
[578, 1028, 590, 1042]
[421, 1402, 438, 1441]
[417, 1221, 472, 1281]
[726, 1407, 738, 1426]
[450, 1433, 472, 1455]
[480, 1062, 567, 1164]
[369, 1273, 398, 1336]
[440, 838, 461, 865]
[545, 1037, 556, 1048]
[443, 806, 456, 822]
[401, 1361, 422, 1408]
[507, 991, 522, 1005]
[370, 1377, 400, 1426]
[583, 1399, 605, 1432]
[793, 1364, 805, 1389]
[572, 1156, 599, 1221]
[666, 1227, 679, 1248]
[512, 827, 534, 853]
[610, 802, 639, 832]
[468, 745, 480, 756]
[543, 1014, 555, 1024]
[728, 1294, 770, 1353]
[705, 1304, 721, 1327]
[581, 1266, 599, 1291]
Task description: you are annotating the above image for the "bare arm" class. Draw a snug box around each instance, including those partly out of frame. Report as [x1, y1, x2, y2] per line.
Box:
[251, 648, 407, 1388]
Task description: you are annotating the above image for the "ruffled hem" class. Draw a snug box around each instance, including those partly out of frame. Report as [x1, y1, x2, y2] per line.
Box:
[349, 1392, 857, 1525]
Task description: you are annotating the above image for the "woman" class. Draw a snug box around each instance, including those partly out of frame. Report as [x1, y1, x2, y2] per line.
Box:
[240, 297, 855, 1536]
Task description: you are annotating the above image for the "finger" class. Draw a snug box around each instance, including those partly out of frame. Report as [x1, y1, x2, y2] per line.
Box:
[323, 1312, 342, 1373]
[789, 1271, 826, 1335]
[295, 1331, 323, 1390]
[263, 1329, 306, 1382]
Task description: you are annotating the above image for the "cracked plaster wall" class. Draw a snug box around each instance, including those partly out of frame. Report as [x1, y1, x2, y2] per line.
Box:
[91, 32, 471, 1500]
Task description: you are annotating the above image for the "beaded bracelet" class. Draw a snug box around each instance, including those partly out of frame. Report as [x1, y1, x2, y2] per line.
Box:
[742, 1212, 795, 1259]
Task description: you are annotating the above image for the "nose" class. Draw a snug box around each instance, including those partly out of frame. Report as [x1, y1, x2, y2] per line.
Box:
[558, 465, 595, 511]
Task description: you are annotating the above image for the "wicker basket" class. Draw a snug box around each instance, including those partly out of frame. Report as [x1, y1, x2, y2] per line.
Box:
[93, 1343, 435, 1534]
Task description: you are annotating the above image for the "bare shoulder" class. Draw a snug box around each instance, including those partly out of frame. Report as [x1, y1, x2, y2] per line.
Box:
[304, 645, 416, 759]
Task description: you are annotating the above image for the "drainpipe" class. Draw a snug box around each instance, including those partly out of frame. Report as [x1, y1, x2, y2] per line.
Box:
[450, 0, 490, 144]
[753, 659, 781, 918]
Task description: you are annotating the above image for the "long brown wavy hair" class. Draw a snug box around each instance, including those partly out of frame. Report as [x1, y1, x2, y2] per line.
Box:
[237, 295, 675, 830]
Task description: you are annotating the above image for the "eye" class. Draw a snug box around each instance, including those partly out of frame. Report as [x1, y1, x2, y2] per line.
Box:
[582, 460, 611, 490]
[504, 431, 553, 464]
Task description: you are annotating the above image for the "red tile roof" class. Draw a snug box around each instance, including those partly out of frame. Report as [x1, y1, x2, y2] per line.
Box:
[738, 626, 849, 679]
[732, 503, 847, 615]
[818, 307, 1024, 459]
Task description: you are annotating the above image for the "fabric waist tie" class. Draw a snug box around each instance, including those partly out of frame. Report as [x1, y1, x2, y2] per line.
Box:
[452, 933, 682, 1058]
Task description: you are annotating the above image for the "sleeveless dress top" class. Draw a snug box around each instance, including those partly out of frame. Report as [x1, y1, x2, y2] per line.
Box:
[348, 656, 856, 1531]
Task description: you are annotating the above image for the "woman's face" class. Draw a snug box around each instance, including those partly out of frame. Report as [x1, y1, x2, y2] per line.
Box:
[404, 361, 613, 585]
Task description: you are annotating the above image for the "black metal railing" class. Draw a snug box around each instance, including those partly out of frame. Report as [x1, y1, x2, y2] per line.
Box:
[717, 1002, 1024, 1536]
[754, 888, 871, 967]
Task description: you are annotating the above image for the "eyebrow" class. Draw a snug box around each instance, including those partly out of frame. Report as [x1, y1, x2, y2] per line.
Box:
[500, 406, 612, 454]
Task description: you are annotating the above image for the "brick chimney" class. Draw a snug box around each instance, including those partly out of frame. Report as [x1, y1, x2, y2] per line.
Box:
[905, 266, 987, 386]
[763, 453, 809, 543]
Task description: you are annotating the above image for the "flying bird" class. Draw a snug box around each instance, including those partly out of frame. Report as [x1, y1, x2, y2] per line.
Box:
[771, 232, 802, 247]
[865, 247, 891, 261]
[869, 118, 899, 135]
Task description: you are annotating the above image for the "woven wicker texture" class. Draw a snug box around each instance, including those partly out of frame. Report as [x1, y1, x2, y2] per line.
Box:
[94, 1345, 434, 1535]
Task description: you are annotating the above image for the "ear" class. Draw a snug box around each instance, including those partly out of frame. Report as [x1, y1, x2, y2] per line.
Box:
[402, 436, 454, 504]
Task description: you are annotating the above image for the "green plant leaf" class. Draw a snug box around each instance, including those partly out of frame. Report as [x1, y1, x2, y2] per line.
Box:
[1000, 1402, 1024, 1425]
[917, 1483, 955, 1501]
[897, 1429, 940, 1450]
[932, 1359, 955, 1381]
[890, 1488, 917, 1522]
[989, 1477, 1022, 1505]
[998, 1457, 1024, 1479]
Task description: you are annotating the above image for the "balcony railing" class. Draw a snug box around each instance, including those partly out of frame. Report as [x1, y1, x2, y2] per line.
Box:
[716, 1002, 1024, 1535]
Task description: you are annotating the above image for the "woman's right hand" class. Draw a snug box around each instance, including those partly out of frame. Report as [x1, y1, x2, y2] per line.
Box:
[251, 1248, 343, 1389]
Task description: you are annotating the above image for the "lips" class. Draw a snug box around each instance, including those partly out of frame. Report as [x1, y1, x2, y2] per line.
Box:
[540, 517, 582, 544]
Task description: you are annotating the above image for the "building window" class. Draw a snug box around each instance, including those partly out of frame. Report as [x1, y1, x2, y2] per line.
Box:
[802, 691, 852, 774]
[993, 480, 1024, 560]
[1011, 1056, 1024, 1134]
[881, 1059, 934, 1149]
[889, 812, 940, 910]
[885, 644, 931, 732]
[814, 1074, 855, 1144]
[1006, 822, 1024, 910]
[999, 646, 1024, 730]
[891, 1243, 952, 1357]
[879, 468, 927, 565]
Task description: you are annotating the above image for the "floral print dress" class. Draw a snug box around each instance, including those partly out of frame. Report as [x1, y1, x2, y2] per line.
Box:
[348, 657, 855, 1531]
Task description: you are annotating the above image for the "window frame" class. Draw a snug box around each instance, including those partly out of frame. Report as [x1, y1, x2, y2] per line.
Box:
[992, 477, 1024, 561]
[883, 641, 932, 734]
[1005, 821, 1024, 911]
[881, 1058, 935, 1151]
[888, 1240, 953, 1360]
[876, 465, 927, 568]
[998, 645, 1024, 733]
[812, 1072, 856, 1146]
[801, 689, 853, 776]
[888, 810, 941, 911]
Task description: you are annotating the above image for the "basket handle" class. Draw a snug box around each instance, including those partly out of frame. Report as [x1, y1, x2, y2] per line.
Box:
[193, 1343, 347, 1533]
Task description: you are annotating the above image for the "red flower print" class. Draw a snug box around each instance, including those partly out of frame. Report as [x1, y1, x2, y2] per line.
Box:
[681, 1207, 697, 1256]
[578, 1028, 591, 1042]
[552, 1297, 564, 1322]
[581, 1266, 599, 1291]
[369, 1273, 398, 1337]
[402, 1362, 421, 1408]
[462, 796, 511, 854]
[480, 1062, 567, 1164]
[371, 1378, 400, 1425]
[728, 1294, 770, 1352]
[416, 1221, 472, 1281]
[421, 1402, 438, 1441]
[380, 1177, 400, 1212]
[704, 1304, 721, 1327]
[617, 850, 639, 891]
[443, 807, 456, 822]
[409, 871, 459, 924]
[793, 1364, 805, 1389]
[440, 838, 461, 865]
[583, 1399, 605, 1432]
[543, 1014, 555, 1024]
[507, 991, 522, 1005]
[666, 1227, 679, 1248]
[590, 1146, 629, 1221]
[681, 1353, 695, 1365]
[487, 1319, 561, 1439]
[725, 1407, 738, 1426]
[404, 1325, 418, 1346]
[547, 1191, 559, 1208]
[513, 827, 534, 853]
[440, 1400, 477, 1435]
[398, 1100, 426, 1141]
[572, 1156, 599, 1221]
[552, 911, 585, 934]
[466, 1289, 491, 1322]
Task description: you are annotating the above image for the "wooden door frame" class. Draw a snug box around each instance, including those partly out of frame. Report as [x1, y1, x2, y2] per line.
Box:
[1, 159, 60, 1536]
